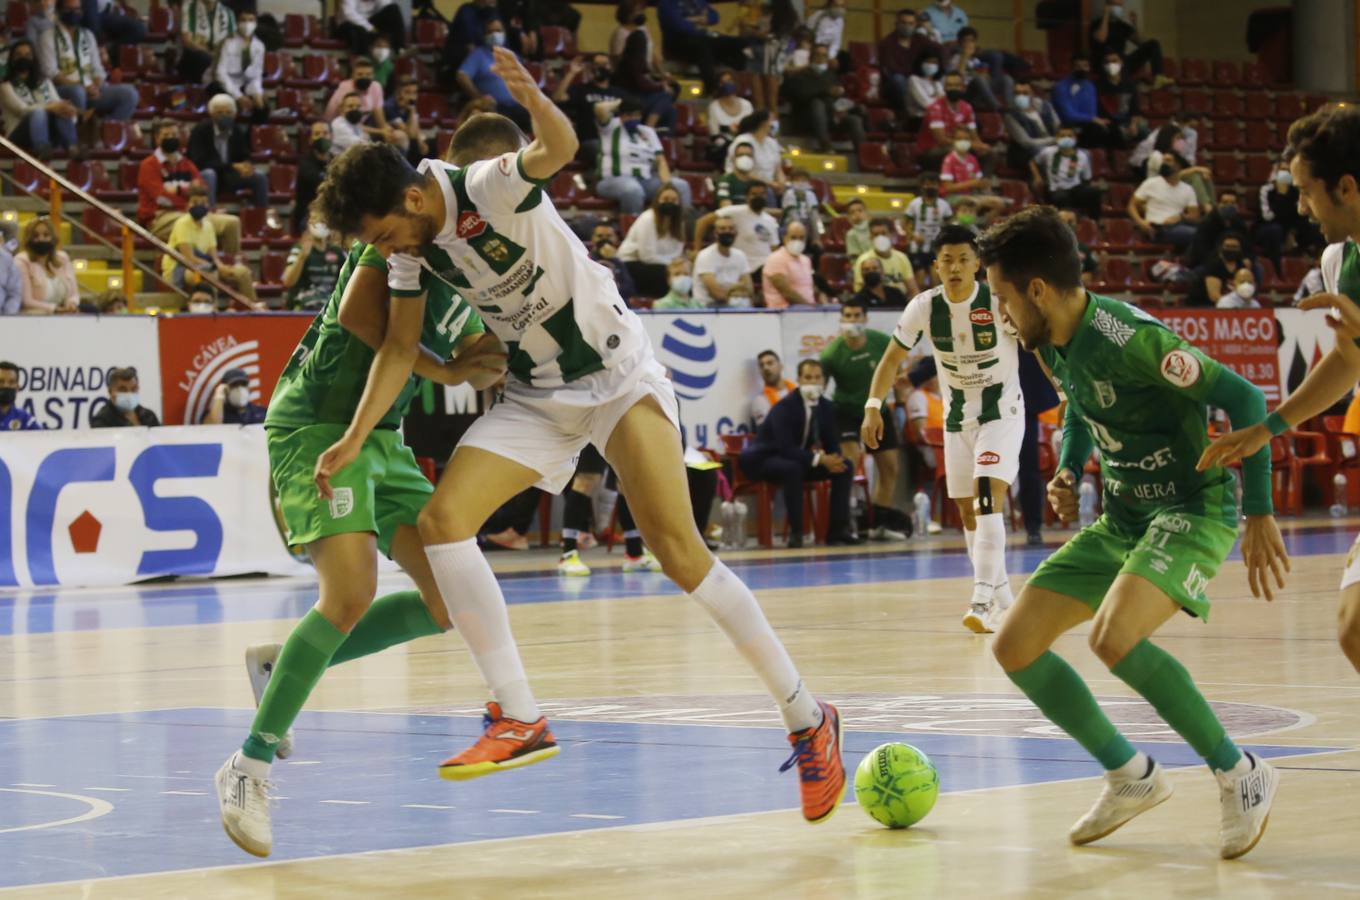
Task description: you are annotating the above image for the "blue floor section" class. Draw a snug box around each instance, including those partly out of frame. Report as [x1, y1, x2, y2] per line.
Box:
[0, 709, 1336, 889]
[0, 527, 1355, 637]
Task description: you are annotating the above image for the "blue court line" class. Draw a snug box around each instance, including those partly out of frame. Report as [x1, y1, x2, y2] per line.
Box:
[0, 708, 1338, 890]
[0, 527, 1354, 637]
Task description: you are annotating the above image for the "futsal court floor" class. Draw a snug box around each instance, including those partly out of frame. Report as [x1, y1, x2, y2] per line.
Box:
[5, 520, 1360, 898]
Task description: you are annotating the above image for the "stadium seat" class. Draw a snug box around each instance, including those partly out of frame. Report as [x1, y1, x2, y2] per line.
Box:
[1210, 90, 1244, 120]
[7, 0, 29, 33]
[1211, 153, 1244, 184]
[1282, 256, 1314, 286]
[414, 18, 447, 51]
[282, 13, 311, 47]
[1019, 49, 1051, 81]
[67, 159, 115, 197]
[1178, 58, 1209, 86]
[239, 207, 287, 249]
[1243, 121, 1273, 153]
[1275, 94, 1304, 121]
[809, 177, 833, 204]
[1244, 153, 1275, 185]
[1074, 216, 1099, 246]
[679, 173, 713, 209]
[393, 56, 435, 83]
[81, 207, 124, 242]
[1243, 92, 1273, 121]
[146, 4, 174, 39]
[417, 93, 452, 124]
[1180, 89, 1211, 117]
[823, 216, 850, 252]
[287, 54, 340, 89]
[271, 88, 311, 122]
[1093, 217, 1134, 250]
[888, 144, 920, 178]
[250, 125, 296, 163]
[1094, 256, 1134, 291]
[1102, 182, 1134, 217]
[818, 254, 851, 293]
[1210, 61, 1240, 88]
[261, 52, 285, 87]
[976, 111, 1004, 143]
[1242, 62, 1270, 88]
[1144, 90, 1175, 118]
[539, 25, 577, 59]
[259, 252, 287, 285]
[862, 106, 894, 140]
[1087, 151, 1109, 181]
[1160, 57, 1179, 81]
[308, 17, 344, 49]
[268, 164, 297, 202]
[848, 41, 877, 69]
[997, 180, 1032, 207]
[132, 83, 159, 119]
[672, 103, 697, 136]
[857, 142, 889, 174]
[1109, 149, 1135, 180]
[1209, 121, 1244, 150]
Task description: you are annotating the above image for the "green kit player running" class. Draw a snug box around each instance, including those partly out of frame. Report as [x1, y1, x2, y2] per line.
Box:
[977, 206, 1291, 860]
[215, 241, 505, 857]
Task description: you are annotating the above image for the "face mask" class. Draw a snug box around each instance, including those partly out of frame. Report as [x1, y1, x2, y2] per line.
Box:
[748, 195, 767, 212]
[623, 119, 641, 134]
[313, 137, 331, 154]
[1159, 164, 1175, 178]
[1222, 249, 1242, 264]
[734, 155, 755, 173]
[1276, 170, 1293, 186]
[11, 58, 33, 77]
[58, 8, 81, 25]
[1236, 282, 1257, 300]
[160, 137, 180, 155]
[956, 212, 977, 226]
[954, 139, 971, 153]
[345, 109, 364, 124]
[310, 222, 330, 240]
[924, 186, 939, 198]
[768, 120, 780, 137]
[189, 299, 214, 313]
[1057, 136, 1077, 150]
[1073, 69, 1089, 80]
[354, 77, 373, 91]
[228, 386, 250, 407]
[719, 81, 736, 96]
[786, 238, 805, 256]
[1219, 204, 1238, 219]
[799, 383, 823, 402]
[0, 388, 15, 407]
[213, 114, 234, 130]
[920, 62, 939, 77]
[1014, 94, 1032, 110]
[190, 203, 209, 220]
[670, 275, 692, 296]
[594, 70, 610, 83]
[239, 21, 256, 37]
[812, 63, 828, 73]
[487, 31, 506, 47]
[863, 271, 883, 288]
[897, 25, 912, 38]
[841, 322, 866, 338]
[945, 89, 965, 103]
[632, 13, 645, 25]
[717, 232, 736, 247]
[373, 47, 391, 62]
[658, 201, 680, 216]
[872, 234, 893, 253]
[113, 392, 139, 412]
[1105, 61, 1121, 77]
[29, 239, 54, 256]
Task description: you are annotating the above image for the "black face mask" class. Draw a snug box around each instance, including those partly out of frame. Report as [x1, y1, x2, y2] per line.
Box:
[1222, 250, 1242, 264]
[29, 239, 54, 256]
[1219, 204, 1238, 219]
[10, 58, 33, 77]
[945, 89, 965, 102]
[748, 195, 767, 212]
[345, 110, 364, 124]
[632, 13, 645, 25]
[0, 388, 15, 407]
[354, 77, 373, 91]
[160, 137, 181, 154]
[924, 186, 939, 198]
[59, 9, 82, 25]
[864, 271, 883, 288]
[717, 232, 736, 247]
[313, 137, 331, 154]
[1073, 69, 1089, 80]
[1159, 164, 1175, 178]
[594, 70, 609, 83]
[658, 201, 680, 216]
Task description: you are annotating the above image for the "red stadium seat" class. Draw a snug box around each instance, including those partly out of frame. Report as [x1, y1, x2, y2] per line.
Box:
[7, 0, 30, 33]
[1211, 153, 1244, 184]
[673, 103, 697, 136]
[1210, 90, 1244, 120]
[1178, 58, 1209, 86]
[679, 173, 713, 209]
[997, 180, 1032, 207]
[82, 206, 124, 242]
[822, 216, 850, 252]
[1093, 217, 1134, 250]
[848, 41, 878, 70]
[1074, 216, 1099, 246]
[287, 54, 340, 89]
[1209, 121, 1244, 150]
[146, 4, 174, 39]
[1282, 256, 1314, 286]
[1096, 256, 1134, 289]
[818, 253, 851, 292]
[1180, 89, 1211, 117]
[414, 18, 447, 50]
[250, 125, 295, 163]
[1244, 154, 1275, 185]
[539, 25, 577, 59]
[857, 142, 890, 174]
[261, 52, 285, 87]
[1242, 62, 1270, 88]
[1019, 50, 1051, 81]
[888, 144, 920, 178]
[267, 164, 296, 202]
[1102, 182, 1134, 217]
[1144, 90, 1175, 118]
[239, 207, 287, 249]
[271, 88, 312, 122]
[1109, 149, 1135, 180]
[1210, 61, 1240, 88]
[1243, 92, 1273, 121]
[282, 13, 311, 47]
[259, 252, 287, 285]
[863, 106, 895, 140]
[1243, 121, 1273, 153]
[1275, 93, 1305, 121]
[976, 111, 1004, 143]
[809, 177, 833, 204]
[416, 93, 451, 123]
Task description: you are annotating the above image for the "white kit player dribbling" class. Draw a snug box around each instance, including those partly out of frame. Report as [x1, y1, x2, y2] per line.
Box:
[863, 226, 1026, 633]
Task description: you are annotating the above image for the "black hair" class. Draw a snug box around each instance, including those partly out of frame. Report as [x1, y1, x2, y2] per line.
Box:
[869, 217, 893, 231]
[958, 26, 978, 41]
[0, 361, 18, 376]
[841, 296, 868, 313]
[1286, 103, 1360, 193]
[314, 142, 424, 235]
[5, 40, 37, 87]
[976, 205, 1083, 293]
[933, 223, 978, 254]
[757, 349, 780, 362]
[846, 197, 867, 209]
[796, 358, 823, 377]
[108, 366, 138, 385]
[449, 111, 527, 166]
[737, 109, 772, 135]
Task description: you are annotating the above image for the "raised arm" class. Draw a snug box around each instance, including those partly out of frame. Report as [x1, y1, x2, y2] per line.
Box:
[490, 46, 578, 180]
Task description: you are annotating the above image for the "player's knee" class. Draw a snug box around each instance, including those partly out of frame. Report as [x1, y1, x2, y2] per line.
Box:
[1338, 602, 1360, 670]
[1087, 618, 1136, 668]
[417, 504, 474, 544]
[975, 478, 994, 515]
[646, 528, 710, 591]
[317, 591, 372, 632]
[991, 620, 1035, 672]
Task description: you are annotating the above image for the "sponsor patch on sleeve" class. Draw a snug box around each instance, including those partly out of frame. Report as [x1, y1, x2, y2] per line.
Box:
[977, 451, 1000, 465]
[1159, 349, 1201, 388]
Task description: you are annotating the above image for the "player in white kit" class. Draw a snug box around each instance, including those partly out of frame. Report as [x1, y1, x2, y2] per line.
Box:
[307, 47, 847, 824]
[862, 225, 1026, 633]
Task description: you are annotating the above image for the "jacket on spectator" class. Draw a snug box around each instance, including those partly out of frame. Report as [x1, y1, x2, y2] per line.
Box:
[0, 248, 22, 315]
[215, 34, 266, 99]
[657, 0, 717, 40]
[744, 388, 839, 469]
[15, 251, 79, 310]
[137, 150, 204, 223]
[188, 119, 253, 174]
[1052, 75, 1098, 125]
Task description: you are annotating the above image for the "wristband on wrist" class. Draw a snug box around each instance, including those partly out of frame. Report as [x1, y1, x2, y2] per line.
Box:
[1264, 411, 1289, 436]
[864, 397, 883, 410]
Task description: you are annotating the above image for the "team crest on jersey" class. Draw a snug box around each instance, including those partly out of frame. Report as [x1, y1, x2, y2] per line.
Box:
[457, 211, 488, 240]
[976, 331, 994, 347]
[977, 451, 1000, 465]
[1094, 380, 1117, 408]
[969, 308, 994, 325]
[1160, 350, 1202, 388]
[480, 237, 511, 263]
[328, 487, 354, 519]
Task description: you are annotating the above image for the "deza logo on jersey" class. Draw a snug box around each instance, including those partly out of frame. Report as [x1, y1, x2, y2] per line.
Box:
[457, 211, 488, 240]
[657, 317, 718, 401]
[969, 309, 994, 325]
[977, 451, 1000, 465]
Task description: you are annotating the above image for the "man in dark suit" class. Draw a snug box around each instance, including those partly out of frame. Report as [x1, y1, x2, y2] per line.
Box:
[188, 94, 268, 209]
[739, 359, 860, 548]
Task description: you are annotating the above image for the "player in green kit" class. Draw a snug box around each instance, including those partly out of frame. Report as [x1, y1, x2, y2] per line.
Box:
[1203, 105, 1360, 674]
[976, 206, 1290, 860]
[214, 240, 505, 857]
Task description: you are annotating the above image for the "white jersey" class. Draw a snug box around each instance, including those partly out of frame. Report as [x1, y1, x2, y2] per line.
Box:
[892, 282, 1023, 432]
[387, 154, 646, 389]
[905, 196, 952, 253]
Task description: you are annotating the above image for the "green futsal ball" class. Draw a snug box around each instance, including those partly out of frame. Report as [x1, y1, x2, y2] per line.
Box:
[854, 742, 939, 829]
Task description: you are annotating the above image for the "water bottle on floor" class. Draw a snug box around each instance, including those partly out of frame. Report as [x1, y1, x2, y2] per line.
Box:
[912, 491, 931, 538]
[1332, 473, 1348, 518]
[1078, 477, 1097, 527]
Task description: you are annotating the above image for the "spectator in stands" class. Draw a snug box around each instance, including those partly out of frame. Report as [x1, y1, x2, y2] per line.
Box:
[844, 197, 871, 257]
[1003, 80, 1059, 168]
[739, 358, 857, 548]
[589, 222, 638, 305]
[597, 99, 692, 214]
[1089, 0, 1170, 88]
[783, 43, 866, 153]
[1256, 160, 1321, 270]
[694, 216, 753, 307]
[906, 50, 944, 119]
[443, 0, 496, 78]
[705, 70, 753, 165]
[694, 183, 780, 283]
[951, 194, 981, 229]
[751, 349, 795, 427]
[39, 0, 137, 127]
[903, 171, 951, 277]
[1, 39, 78, 156]
[458, 18, 531, 131]
[918, 71, 993, 171]
[880, 8, 943, 121]
[619, 184, 688, 297]
[325, 56, 387, 123]
[162, 183, 260, 307]
[553, 53, 625, 161]
[853, 254, 908, 308]
[1188, 233, 1251, 308]
[613, 29, 677, 130]
[213, 10, 265, 113]
[0, 361, 41, 428]
[940, 126, 1004, 221]
[948, 26, 1005, 112]
[1056, 208, 1102, 286]
[338, 0, 406, 56]
[853, 217, 920, 294]
[741, 0, 799, 113]
[727, 111, 786, 197]
[656, 0, 749, 94]
[1030, 126, 1102, 220]
[1052, 57, 1120, 149]
[293, 120, 331, 235]
[781, 169, 824, 250]
[611, 1, 664, 73]
[383, 76, 431, 161]
[653, 258, 700, 309]
[807, 0, 848, 68]
[924, 0, 968, 44]
[496, 0, 540, 64]
[25, 0, 56, 50]
[1215, 267, 1260, 310]
[331, 92, 377, 155]
[1129, 154, 1200, 253]
[282, 220, 345, 311]
[92, 366, 160, 427]
[369, 34, 396, 89]
[1186, 189, 1249, 269]
[15, 216, 78, 314]
[189, 94, 267, 209]
[1094, 49, 1143, 145]
[186, 285, 218, 313]
[178, 0, 236, 86]
[0, 247, 21, 316]
[762, 222, 818, 308]
[717, 142, 761, 207]
[203, 367, 265, 424]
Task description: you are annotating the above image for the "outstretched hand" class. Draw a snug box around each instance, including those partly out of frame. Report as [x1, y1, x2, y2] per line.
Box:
[491, 46, 544, 110]
[1242, 514, 1290, 601]
[1299, 291, 1360, 344]
[1197, 423, 1271, 472]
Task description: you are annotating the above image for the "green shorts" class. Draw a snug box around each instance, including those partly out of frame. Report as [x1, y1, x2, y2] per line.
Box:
[267, 424, 433, 557]
[1025, 510, 1239, 620]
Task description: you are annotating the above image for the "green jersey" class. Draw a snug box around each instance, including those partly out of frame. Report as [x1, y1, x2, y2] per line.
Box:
[285, 243, 346, 311]
[820, 329, 892, 415]
[1041, 293, 1242, 530]
[266, 242, 485, 431]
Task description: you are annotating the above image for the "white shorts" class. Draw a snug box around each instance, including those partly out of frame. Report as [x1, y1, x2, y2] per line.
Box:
[456, 350, 680, 494]
[942, 417, 1025, 499]
[1340, 533, 1360, 591]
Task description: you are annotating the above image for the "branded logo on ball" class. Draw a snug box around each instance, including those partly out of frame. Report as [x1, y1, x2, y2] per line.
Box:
[855, 742, 939, 829]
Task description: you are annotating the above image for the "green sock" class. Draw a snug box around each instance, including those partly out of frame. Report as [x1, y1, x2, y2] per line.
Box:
[242, 609, 347, 763]
[328, 590, 443, 667]
[1008, 651, 1138, 770]
[1111, 639, 1241, 773]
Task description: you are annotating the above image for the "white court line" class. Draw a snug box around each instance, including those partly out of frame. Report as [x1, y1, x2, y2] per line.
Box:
[569, 814, 623, 820]
[318, 800, 369, 806]
[402, 804, 455, 811]
[161, 791, 207, 796]
[488, 809, 539, 815]
[10, 783, 54, 788]
[82, 787, 130, 793]
[1158, 863, 1203, 871]
[289, 761, 322, 766]
[0, 788, 114, 835]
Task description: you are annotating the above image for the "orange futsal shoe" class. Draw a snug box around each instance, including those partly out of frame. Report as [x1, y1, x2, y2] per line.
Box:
[438, 702, 560, 782]
[779, 700, 847, 824]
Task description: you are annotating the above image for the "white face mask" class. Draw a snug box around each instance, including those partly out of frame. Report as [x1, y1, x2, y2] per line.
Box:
[1014, 94, 1032, 110]
[239, 21, 255, 37]
[872, 234, 893, 253]
[1058, 136, 1077, 150]
[373, 47, 391, 62]
[840, 322, 866, 338]
[786, 238, 806, 256]
[1105, 61, 1121, 77]
[954, 139, 971, 153]
[921, 62, 939, 77]
[799, 383, 823, 402]
[188, 300, 214, 313]
[1276, 170, 1293, 186]
[113, 392, 139, 412]
[671, 275, 692, 296]
[768, 120, 780, 137]
[228, 386, 251, 407]
[310, 222, 331, 240]
[734, 155, 755, 173]
[487, 31, 505, 47]
[1236, 282, 1257, 300]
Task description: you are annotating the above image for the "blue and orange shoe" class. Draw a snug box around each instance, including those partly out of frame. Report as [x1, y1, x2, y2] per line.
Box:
[438, 702, 560, 782]
[779, 700, 846, 824]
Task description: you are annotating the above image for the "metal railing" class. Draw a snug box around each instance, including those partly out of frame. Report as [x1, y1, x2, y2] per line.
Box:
[0, 134, 252, 310]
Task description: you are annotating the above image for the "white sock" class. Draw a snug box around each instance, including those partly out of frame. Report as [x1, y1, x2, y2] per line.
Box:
[688, 560, 822, 733]
[1114, 750, 1150, 779]
[1224, 753, 1254, 777]
[964, 526, 976, 562]
[425, 538, 541, 723]
[973, 513, 1008, 605]
[234, 751, 270, 779]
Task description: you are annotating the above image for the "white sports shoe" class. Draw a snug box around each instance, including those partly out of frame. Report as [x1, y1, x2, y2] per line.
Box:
[215, 753, 273, 858]
[870, 525, 908, 541]
[1216, 751, 1278, 859]
[622, 549, 663, 573]
[961, 600, 995, 634]
[558, 550, 591, 577]
[245, 644, 293, 759]
[1069, 759, 1173, 845]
